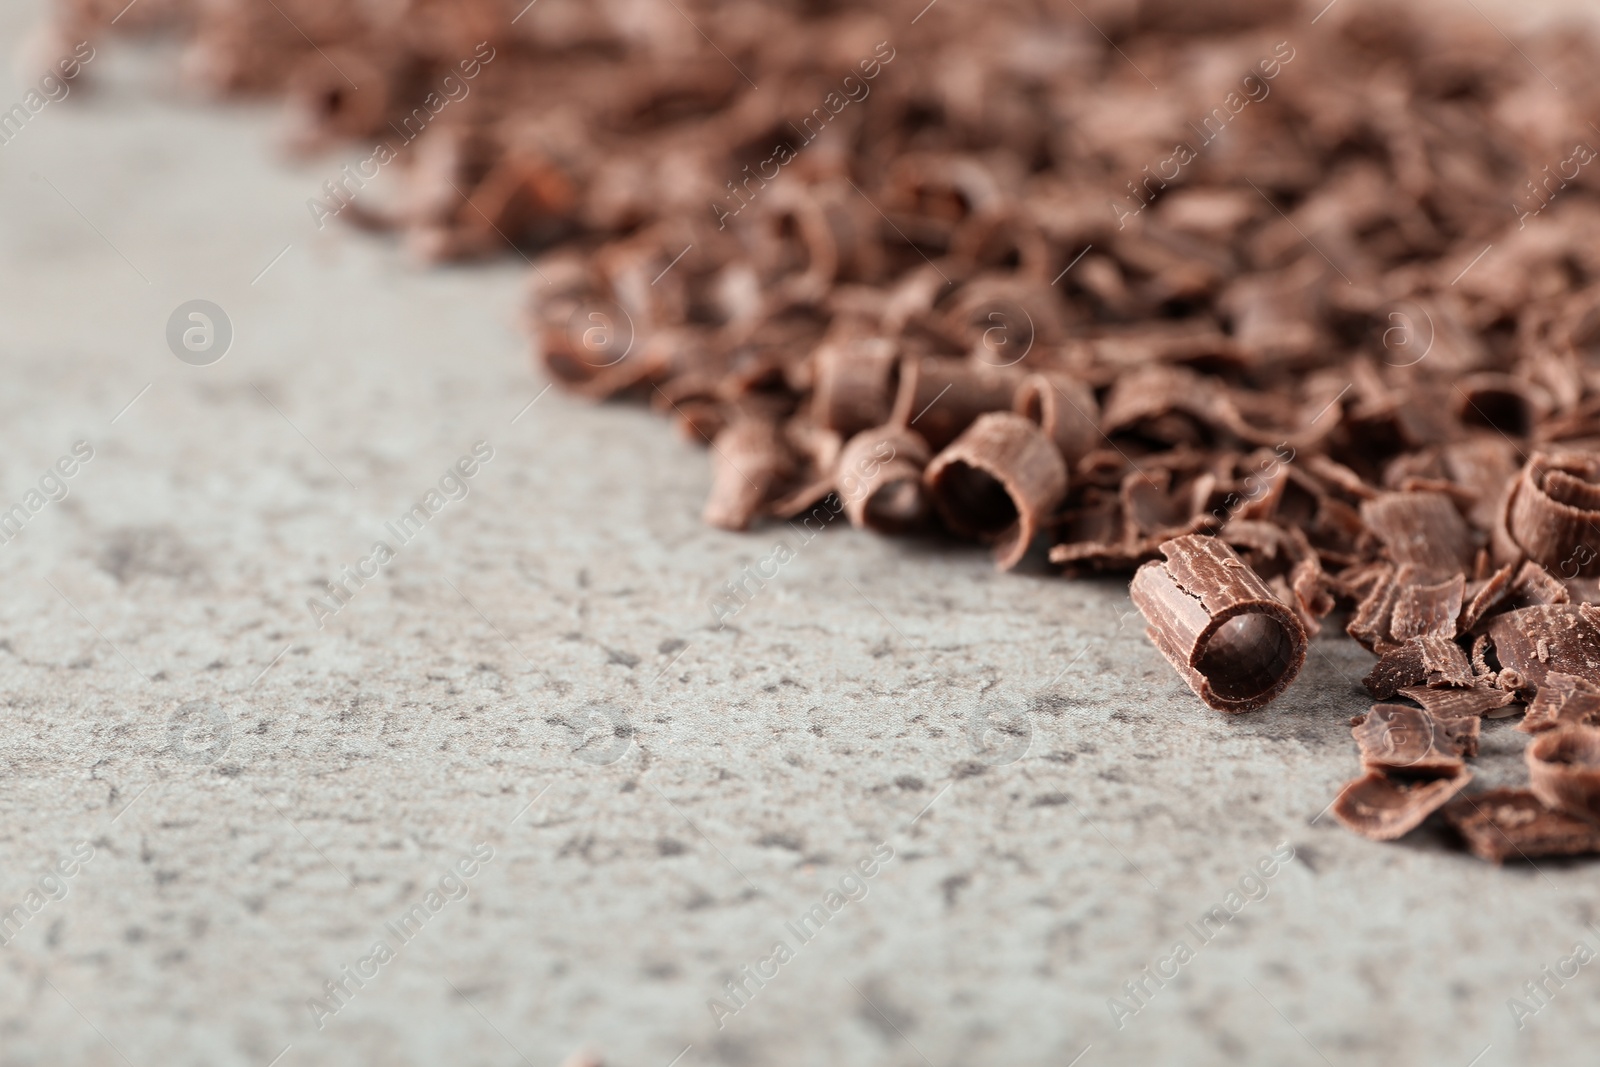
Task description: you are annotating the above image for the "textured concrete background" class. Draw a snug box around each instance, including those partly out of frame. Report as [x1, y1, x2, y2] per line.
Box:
[3, 3, 1600, 1066]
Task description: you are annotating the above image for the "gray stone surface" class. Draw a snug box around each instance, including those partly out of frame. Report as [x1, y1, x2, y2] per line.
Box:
[4, 5, 1600, 1067]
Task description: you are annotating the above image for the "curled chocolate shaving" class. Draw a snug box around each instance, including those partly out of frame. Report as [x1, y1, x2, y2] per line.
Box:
[1527, 727, 1600, 825]
[1332, 768, 1472, 842]
[923, 412, 1067, 570]
[1441, 788, 1600, 863]
[1500, 452, 1600, 578]
[1013, 373, 1100, 467]
[836, 426, 932, 535]
[891, 357, 1021, 453]
[702, 417, 793, 532]
[813, 338, 899, 438]
[1130, 534, 1308, 714]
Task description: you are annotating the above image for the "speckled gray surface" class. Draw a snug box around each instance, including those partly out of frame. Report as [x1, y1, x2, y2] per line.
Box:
[5, 6, 1600, 1067]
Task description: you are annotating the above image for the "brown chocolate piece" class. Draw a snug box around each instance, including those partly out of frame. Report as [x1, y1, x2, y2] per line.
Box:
[1013, 373, 1100, 466]
[1397, 684, 1518, 720]
[1352, 704, 1476, 772]
[1484, 605, 1600, 690]
[1390, 572, 1466, 641]
[1501, 453, 1600, 578]
[813, 338, 899, 438]
[1360, 492, 1475, 577]
[923, 413, 1067, 570]
[702, 418, 793, 532]
[1527, 727, 1600, 824]
[1332, 768, 1472, 842]
[891, 357, 1022, 453]
[1519, 671, 1600, 733]
[1459, 562, 1518, 632]
[1362, 635, 1474, 700]
[836, 426, 932, 535]
[1441, 788, 1600, 863]
[1129, 534, 1308, 713]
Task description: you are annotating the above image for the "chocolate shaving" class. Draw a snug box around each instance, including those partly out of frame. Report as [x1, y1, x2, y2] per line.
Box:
[1500, 453, 1600, 577]
[1360, 492, 1474, 578]
[1390, 572, 1466, 642]
[837, 426, 932, 535]
[1397, 684, 1518, 721]
[1130, 534, 1308, 714]
[1527, 727, 1600, 825]
[1352, 704, 1476, 772]
[1519, 672, 1600, 734]
[1362, 635, 1474, 700]
[1441, 789, 1600, 863]
[923, 412, 1066, 570]
[1484, 605, 1600, 691]
[1332, 768, 1472, 842]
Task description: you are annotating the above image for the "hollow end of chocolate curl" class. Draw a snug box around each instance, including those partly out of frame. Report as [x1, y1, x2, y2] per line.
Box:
[1505, 452, 1600, 578]
[1014, 372, 1100, 466]
[1527, 726, 1600, 824]
[1190, 605, 1304, 709]
[838, 427, 933, 535]
[1130, 535, 1308, 713]
[923, 412, 1067, 570]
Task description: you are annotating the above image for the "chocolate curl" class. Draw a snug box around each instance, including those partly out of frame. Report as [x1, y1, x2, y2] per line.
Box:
[702, 418, 793, 532]
[1129, 534, 1309, 713]
[836, 426, 933, 534]
[1527, 727, 1600, 824]
[1442, 788, 1600, 863]
[923, 412, 1067, 570]
[891, 356, 1022, 452]
[1014, 373, 1100, 466]
[1500, 452, 1600, 577]
[1332, 768, 1473, 842]
[812, 338, 899, 438]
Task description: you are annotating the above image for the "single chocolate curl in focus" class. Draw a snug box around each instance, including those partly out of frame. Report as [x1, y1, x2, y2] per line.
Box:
[891, 356, 1022, 452]
[702, 418, 793, 531]
[1130, 534, 1309, 713]
[1527, 726, 1600, 824]
[836, 426, 933, 534]
[1499, 452, 1600, 577]
[1014, 373, 1100, 466]
[923, 412, 1067, 570]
